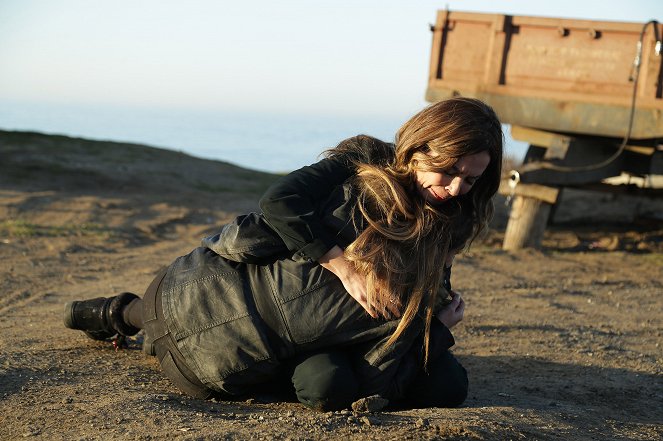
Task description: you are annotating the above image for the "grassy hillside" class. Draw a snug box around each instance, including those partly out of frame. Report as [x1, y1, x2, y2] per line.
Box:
[0, 130, 283, 244]
[0, 130, 280, 197]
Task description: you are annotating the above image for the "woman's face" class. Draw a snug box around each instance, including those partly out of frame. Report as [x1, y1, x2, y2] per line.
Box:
[414, 151, 491, 204]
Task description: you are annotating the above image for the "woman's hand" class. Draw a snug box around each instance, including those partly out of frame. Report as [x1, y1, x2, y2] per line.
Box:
[319, 246, 400, 319]
[436, 291, 465, 328]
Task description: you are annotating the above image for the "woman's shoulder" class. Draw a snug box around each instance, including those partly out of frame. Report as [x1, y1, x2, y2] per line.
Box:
[327, 135, 395, 166]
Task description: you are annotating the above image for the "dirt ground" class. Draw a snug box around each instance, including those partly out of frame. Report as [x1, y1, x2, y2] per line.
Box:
[1, 130, 662, 440]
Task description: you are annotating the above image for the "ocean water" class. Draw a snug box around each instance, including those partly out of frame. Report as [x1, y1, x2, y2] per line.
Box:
[0, 101, 527, 173]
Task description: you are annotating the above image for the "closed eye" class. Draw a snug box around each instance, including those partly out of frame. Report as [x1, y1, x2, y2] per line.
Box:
[443, 166, 460, 176]
[441, 166, 482, 185]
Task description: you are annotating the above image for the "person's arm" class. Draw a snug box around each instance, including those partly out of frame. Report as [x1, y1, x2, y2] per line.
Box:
[259, 156, 354, 262]
[319, 245, 380, 319]
[260, 139, 397, 318]
[354, 318, 457, 401]
[260, 155, 392, 318]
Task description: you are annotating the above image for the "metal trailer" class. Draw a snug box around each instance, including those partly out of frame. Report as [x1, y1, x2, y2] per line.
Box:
[425, 10, 663, 249]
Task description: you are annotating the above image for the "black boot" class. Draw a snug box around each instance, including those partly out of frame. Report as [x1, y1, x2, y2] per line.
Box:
[63, 292, 140, 340]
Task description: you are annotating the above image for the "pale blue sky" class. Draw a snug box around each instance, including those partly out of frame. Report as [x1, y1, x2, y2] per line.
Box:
[1, 0, 660, 118]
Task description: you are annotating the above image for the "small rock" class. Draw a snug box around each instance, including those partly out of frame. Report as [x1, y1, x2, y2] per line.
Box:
[351, 395, 389, 413]
[360, 416, 380, 426]
[22, 426, 40, 437]
[415, 418, 429, 428]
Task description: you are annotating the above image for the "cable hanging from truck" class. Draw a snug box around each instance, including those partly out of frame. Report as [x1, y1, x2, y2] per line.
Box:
[517, 20, 661, 174]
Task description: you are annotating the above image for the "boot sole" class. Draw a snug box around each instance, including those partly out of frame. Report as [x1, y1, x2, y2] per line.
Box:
[63, 301, 77, 329]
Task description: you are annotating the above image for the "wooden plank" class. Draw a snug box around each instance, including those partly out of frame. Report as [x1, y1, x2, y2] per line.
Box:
[498, 180, 560, 204]
[424, 88, 663, 138]
[427, 78, 662, 108]
[446, 11, 505, 23]
[510, 126, 656, 155]
[510, 15, 647, 32]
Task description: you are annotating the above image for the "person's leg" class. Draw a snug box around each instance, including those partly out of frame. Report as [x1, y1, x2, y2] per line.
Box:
[63, 266, 163, 340]
[290, 350, 359, 411]
[63, 292, 141, 340]
[63, 270, 215, 400]
[399, 350, 468, 409]
[122, 298, 144, 329]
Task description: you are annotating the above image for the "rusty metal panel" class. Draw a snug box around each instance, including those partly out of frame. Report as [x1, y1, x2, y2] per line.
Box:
[425, 11, 663, 139]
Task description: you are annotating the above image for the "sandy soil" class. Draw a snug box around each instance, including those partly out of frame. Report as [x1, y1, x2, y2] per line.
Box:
[1, 130, 661, 440]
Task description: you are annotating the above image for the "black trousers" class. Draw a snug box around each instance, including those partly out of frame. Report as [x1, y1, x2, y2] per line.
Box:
[290, 348, 467, 410]
[134, 271, 468, 409]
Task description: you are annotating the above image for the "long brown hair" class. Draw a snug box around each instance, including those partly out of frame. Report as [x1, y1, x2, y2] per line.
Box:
[330, 97, 503, 362]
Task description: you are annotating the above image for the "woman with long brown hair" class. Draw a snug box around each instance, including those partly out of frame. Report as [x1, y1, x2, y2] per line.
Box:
[64, 97, 503, 410]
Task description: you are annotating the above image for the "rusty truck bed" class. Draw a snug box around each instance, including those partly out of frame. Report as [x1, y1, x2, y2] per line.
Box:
[425, 11, 663, 139]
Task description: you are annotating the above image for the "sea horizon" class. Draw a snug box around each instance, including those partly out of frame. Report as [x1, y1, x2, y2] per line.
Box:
[0, 100, 527, 173]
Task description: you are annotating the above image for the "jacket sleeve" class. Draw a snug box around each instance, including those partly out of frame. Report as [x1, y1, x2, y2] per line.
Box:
[259, 157, 355, 262]
[201, 212, 290, 264]
[353, 319, 456, 402]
